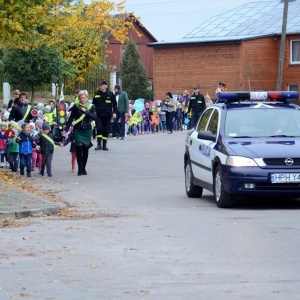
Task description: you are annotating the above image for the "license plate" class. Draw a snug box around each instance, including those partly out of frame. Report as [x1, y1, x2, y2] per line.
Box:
[271, 173, 300, 183]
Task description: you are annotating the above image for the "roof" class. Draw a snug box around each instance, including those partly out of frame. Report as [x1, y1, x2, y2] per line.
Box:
[148, 1, 300, 47]
[105, 14, 157, 43]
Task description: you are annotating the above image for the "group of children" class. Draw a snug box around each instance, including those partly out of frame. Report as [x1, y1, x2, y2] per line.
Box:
[109, 99, 189, 138]
[0, 117, 60, 177]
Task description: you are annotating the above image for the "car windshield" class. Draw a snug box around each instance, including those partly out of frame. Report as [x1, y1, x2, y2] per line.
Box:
[225, 107, 300, 138]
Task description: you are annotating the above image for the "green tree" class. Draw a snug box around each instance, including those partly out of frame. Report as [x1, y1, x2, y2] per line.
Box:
[119, 39, 150, 100]
[2, 45, 64, 105]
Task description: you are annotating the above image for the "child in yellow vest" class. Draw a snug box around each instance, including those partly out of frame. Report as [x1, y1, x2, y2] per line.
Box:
[36, 122, 58, 177]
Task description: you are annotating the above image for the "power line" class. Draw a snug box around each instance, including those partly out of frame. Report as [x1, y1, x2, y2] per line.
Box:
[123, 0, 273, 9]
[137, 9, 224, 19]
[124, 0, 230, 8]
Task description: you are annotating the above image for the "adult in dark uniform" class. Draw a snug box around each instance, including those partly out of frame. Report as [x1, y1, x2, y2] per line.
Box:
[187, 85, 206, 128]
[93, 80, 117, 150]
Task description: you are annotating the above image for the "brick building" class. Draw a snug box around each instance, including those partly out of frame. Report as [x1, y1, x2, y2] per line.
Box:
[148, 1, 300, 100]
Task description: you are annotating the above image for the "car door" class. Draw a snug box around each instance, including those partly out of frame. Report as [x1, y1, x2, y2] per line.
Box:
[189, 108, 216, 183]
[199, 109, 219, 185]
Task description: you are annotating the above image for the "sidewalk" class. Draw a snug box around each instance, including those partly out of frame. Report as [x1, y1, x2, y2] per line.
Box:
[0, 169, 65, 219]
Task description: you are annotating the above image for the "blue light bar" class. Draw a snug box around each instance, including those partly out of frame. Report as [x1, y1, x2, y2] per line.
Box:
[217, 91, 299, 101]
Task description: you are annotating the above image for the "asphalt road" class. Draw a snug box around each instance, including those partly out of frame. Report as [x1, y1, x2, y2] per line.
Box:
[1, 131, 300, 300]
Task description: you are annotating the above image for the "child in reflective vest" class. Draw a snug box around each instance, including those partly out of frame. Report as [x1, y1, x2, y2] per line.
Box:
[36, 122, 58, 177]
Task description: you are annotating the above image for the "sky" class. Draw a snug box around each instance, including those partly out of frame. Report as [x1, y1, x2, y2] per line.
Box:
[85, 0, 276, 41]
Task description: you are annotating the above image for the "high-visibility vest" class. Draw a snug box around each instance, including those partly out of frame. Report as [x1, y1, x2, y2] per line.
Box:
[44, 112, 54, 125]
[129, 111, 141, 126]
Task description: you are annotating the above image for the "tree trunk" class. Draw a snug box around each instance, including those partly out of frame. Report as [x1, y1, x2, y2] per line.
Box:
[31, 86, 35, 107]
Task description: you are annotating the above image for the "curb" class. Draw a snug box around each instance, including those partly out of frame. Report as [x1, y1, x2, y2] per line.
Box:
[0, 205, 62, 219]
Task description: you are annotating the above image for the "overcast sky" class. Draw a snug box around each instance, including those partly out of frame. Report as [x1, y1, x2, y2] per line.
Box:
[85, 0, 277, 41]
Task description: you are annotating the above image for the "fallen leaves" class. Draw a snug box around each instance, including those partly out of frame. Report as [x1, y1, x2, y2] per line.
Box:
[140, 290, 150, 296]
[90, 264, 99, 269]
[0, 169, 59, 203]
[124, 247, 137, 252]
[1, 218, 14, 227]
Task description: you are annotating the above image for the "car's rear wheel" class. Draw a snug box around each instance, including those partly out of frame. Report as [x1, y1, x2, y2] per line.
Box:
[185, 159, 203, 198]
[214, 165, 234, 208]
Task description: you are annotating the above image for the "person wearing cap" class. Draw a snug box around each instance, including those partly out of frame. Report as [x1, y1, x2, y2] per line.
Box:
[113, 84, 129, 140]
[187, 85, 206, 128]
[93, 80, 117, 150]
[64, 90, 97, 176]
[9, 92, 32, 123]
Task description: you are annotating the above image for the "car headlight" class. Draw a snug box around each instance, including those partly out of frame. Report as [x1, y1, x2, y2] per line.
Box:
[226, 156, 258, 167]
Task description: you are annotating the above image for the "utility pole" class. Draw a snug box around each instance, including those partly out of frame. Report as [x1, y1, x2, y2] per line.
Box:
[276, 0, 295, 90]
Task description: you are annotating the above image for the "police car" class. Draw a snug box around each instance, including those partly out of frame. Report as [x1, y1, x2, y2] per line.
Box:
[184, 91, 300, 208]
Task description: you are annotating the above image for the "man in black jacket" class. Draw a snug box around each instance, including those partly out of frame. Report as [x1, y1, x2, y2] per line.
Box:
[9, 92, 32, 123]
[187, 85, 206, 129]
[93, 80, 117, 150]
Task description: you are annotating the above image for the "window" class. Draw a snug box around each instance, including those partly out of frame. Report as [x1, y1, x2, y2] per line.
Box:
[288, 84, 298, 92]
[196, 109, 214, 131]
[207, 110, 219, 135]
[290, 40, 300, 64]
[121, 47, 126, 58]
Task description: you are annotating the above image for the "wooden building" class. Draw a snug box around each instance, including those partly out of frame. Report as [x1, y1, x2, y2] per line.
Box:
[148, 1, 300, 100]
[106, 15, 157, 82]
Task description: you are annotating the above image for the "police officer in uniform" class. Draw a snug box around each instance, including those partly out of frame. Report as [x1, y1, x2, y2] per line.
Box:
[187, 85, 206, 128]
[93, 80, 117, 151]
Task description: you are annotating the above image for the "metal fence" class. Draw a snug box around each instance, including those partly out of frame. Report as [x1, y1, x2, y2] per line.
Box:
[0, 69, 109, 98]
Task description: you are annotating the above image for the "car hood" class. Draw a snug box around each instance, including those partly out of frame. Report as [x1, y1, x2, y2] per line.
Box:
[225, 139, 299, 158]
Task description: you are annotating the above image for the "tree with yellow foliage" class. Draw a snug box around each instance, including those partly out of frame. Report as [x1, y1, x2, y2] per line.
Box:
[52, 0, 137, 83]
[0, 0, 137, 87]
[0, 0, 71, 47]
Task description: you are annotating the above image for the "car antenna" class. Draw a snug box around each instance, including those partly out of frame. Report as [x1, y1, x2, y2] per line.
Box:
[248, 79, 251, 92]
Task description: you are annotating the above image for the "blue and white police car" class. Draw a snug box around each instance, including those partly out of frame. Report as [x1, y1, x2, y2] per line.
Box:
[184, 91, 300, 208]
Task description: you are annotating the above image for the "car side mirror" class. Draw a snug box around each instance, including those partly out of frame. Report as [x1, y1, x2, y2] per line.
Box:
[197, 131, 216, 142]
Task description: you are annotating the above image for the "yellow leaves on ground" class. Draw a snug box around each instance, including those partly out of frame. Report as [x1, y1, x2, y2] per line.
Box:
[90, 264, 99, 269]
[0, 217, 22, 228]
[0, 170, 54, 199]
[1, 218, 14, 227]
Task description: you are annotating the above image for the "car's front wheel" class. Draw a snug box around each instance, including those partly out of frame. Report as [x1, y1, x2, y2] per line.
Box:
[185, 159, 203, 198]
[214, 165, 234, 208]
